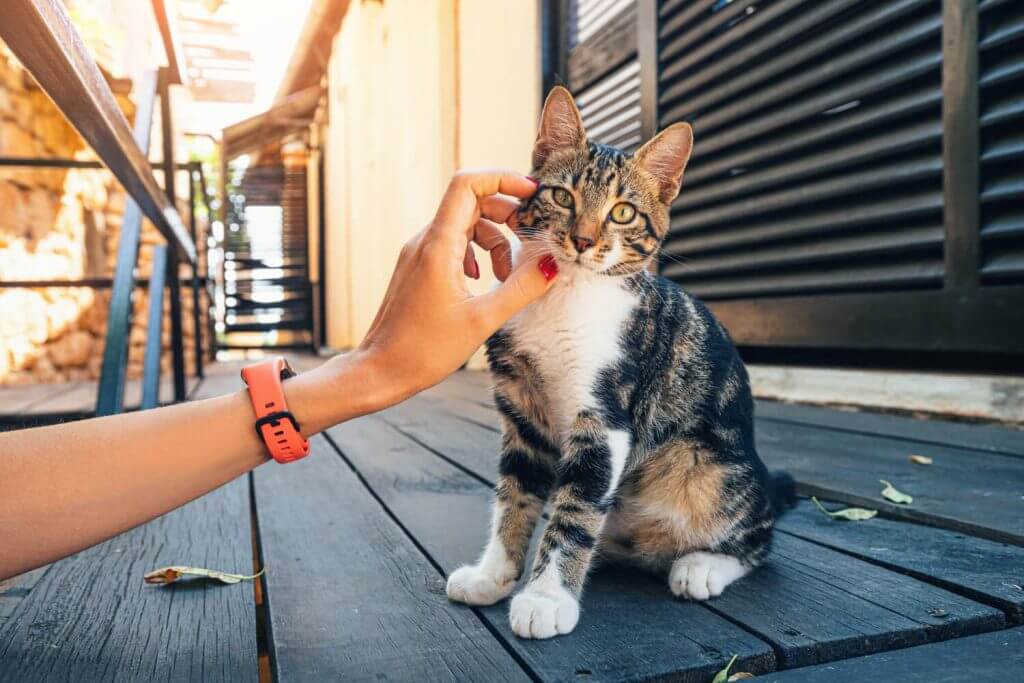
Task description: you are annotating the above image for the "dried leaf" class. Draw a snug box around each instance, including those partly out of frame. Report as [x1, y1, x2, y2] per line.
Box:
[927, 607, 949, 618]
[880, 480, 913, 505]
[811, 496, 878, 521]
[908, 454, 933, 465]
[711, 655, 738, 683]
[144, 566, 265, 586]
[728, 673, 755, 681]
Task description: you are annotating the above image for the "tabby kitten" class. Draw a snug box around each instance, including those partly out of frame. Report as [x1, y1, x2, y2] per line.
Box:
[446, 87, 794, 639]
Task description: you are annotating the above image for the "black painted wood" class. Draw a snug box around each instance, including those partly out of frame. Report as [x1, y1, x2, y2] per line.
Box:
[567, 3, 637, 92]
[0, 477, 257, 681]
[378, 392, 1007, 670]
[754, 419, 1024, 546]
[252, 437, 530, 683]
[753, 627, 1024, 682]
[326, 415, 776, 682]
[756, 399, 1024, 458]
[778, 501, 1024, 623]
[704, 534, 1003, 668]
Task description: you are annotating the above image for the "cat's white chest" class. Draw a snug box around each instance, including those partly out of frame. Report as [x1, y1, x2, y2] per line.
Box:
[505, 270, 638, 437]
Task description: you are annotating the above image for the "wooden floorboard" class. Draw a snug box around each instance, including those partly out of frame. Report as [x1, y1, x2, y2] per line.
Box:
[253, 437, 530, 683]
[377, 393, 1008, 670]
[326, 414, 776, 682]
[778, 501, 1024, 624]
[0, 368, 258, 682]
[753, 627, 1024, 682]
[756, 399, 1024, 458]
[0, 477, 257, 682]
[434, 375, 1024, 547]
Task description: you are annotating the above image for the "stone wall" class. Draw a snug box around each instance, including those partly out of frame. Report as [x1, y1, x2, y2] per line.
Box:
[0, 43, 210, 386]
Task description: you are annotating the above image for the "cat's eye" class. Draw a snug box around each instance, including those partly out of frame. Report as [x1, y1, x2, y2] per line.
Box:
[610, 202, 636, 224]
[551, 188, 574, 209]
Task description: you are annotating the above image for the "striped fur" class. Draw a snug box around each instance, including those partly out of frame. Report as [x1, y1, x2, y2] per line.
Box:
[446, 87, 794, 639]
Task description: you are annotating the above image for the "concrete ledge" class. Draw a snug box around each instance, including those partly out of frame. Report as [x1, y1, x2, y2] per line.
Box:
[749, 365, 1023, 425]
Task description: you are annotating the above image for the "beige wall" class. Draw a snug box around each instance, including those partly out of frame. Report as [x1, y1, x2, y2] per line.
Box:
[323, 0, 540, 351]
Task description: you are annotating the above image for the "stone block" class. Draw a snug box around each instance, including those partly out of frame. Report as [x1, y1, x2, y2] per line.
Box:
[48, 330, 94, 368]
[0, 119, 35, 157]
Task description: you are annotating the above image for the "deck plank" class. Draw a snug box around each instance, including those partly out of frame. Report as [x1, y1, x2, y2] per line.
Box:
[753, 627, 1024, 682]
[778, 501, 1024, 623]
[327, 414, 776, 682]
[0, 476, 257, 682]
[387, 388, 1009, 668]
[756, 399, 1024, 458]
[0, 369, 258, 682]
[253, 437, 530, 683]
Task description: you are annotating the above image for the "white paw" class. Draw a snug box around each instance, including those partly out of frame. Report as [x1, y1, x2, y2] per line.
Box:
[446, 564, 516, 606]
[509, 586, 580, 639]
[669, 552, 747, 601]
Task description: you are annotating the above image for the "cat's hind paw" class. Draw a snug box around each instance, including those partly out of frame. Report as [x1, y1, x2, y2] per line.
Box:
[669, 552, 747, 601]
[509, 586, 580, 639]
[446, 565, 516, 606]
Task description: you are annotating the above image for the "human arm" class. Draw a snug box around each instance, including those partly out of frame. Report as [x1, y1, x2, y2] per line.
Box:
[0, 169, 555, 581]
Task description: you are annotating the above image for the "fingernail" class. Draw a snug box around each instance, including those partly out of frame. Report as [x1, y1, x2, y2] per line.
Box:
[470, 260, 480, 279]
[526, 176, 539, 188]
[538, 255, 559, 281]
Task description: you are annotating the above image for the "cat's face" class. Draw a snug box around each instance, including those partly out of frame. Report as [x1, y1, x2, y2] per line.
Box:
[518, 87, 693, 276]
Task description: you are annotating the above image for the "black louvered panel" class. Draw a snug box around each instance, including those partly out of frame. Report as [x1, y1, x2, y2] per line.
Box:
[657, 0, 944, 301]
[568, 0, 636, 48]
[979, 0, 1024, 283]
[577, 59, 643, 151]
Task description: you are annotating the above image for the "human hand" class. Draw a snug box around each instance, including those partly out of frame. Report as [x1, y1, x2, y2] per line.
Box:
[339, 169, 558, 410]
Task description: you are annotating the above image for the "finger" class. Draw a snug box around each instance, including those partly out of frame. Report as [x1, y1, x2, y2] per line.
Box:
[470, 218, 513, 281]
[471, 253, 557, 334]
[463, 244, 480, 279]
[479, 195, 520, 225]
[433, 169, 538, 236]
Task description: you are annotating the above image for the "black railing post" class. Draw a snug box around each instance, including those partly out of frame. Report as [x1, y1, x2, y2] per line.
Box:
[159, 67, 188, 401]
[95, 71, 158, 416]
[188, 163, 204, 378]
[141, 245, 169, 409]
[942, 0, 981, 290]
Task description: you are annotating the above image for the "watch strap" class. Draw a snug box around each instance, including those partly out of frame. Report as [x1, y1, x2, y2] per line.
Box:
[241, 357, 310, 463]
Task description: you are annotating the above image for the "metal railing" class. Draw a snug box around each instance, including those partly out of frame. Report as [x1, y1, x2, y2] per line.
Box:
[0, 0, 212, 416]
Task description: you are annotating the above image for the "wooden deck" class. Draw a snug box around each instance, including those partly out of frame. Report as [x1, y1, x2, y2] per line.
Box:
[1, 357, 1023, 681]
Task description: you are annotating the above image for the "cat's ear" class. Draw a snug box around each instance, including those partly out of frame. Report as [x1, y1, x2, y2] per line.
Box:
[633, 122, 694, 204]
[533, 86, 587, 169]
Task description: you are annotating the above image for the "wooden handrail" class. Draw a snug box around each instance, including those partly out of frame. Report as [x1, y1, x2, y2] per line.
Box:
[0, 0, 196, 263]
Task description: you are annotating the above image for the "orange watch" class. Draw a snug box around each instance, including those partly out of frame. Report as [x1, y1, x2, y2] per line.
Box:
[241, 357, 310, 463]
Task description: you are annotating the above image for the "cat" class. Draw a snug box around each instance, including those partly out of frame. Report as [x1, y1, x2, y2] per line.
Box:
[445, 86, 795, 639]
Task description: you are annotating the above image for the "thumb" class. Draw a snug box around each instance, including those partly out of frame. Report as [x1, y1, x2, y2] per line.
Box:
[473, 254, 557, 332]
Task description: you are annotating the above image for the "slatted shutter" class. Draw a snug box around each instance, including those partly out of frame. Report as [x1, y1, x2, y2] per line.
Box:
[658, 0, 944, 300]
[979, 0, 1024, 283]
[543, 0, 1024, 365]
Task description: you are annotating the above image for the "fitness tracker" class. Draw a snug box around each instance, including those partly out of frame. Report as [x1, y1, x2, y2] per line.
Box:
[241, 357, 310, 463]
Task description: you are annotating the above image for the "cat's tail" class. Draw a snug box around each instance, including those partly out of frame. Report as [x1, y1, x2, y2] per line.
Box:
[768, 470, 797, 517]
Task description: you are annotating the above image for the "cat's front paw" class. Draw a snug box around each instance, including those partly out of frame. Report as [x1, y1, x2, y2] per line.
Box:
[446, 565, 516, 606]
[509, 586, 580, 639]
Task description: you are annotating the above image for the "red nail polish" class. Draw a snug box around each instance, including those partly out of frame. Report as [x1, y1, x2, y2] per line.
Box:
[470, 260, 480, 279]
[539, 255, 559, 281]
[526, 176, 540, 187]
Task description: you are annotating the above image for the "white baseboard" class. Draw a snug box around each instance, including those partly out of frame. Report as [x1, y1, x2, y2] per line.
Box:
[748, 365, 1024, 425]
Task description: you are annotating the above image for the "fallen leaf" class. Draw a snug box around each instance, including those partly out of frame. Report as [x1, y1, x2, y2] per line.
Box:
[711, 655, 738, 683]
[880, 480, 913, 505]
[144, 566, 265, 586]
[728, 673, 755, 681]
[909, 455, 933, 465]
[927, 607, 949, 618]
[1001, 582, 1023, 593]
[811, 496, 878, 521]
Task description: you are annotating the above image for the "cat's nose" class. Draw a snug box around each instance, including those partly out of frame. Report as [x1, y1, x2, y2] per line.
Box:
[573, 235, 595, 253]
